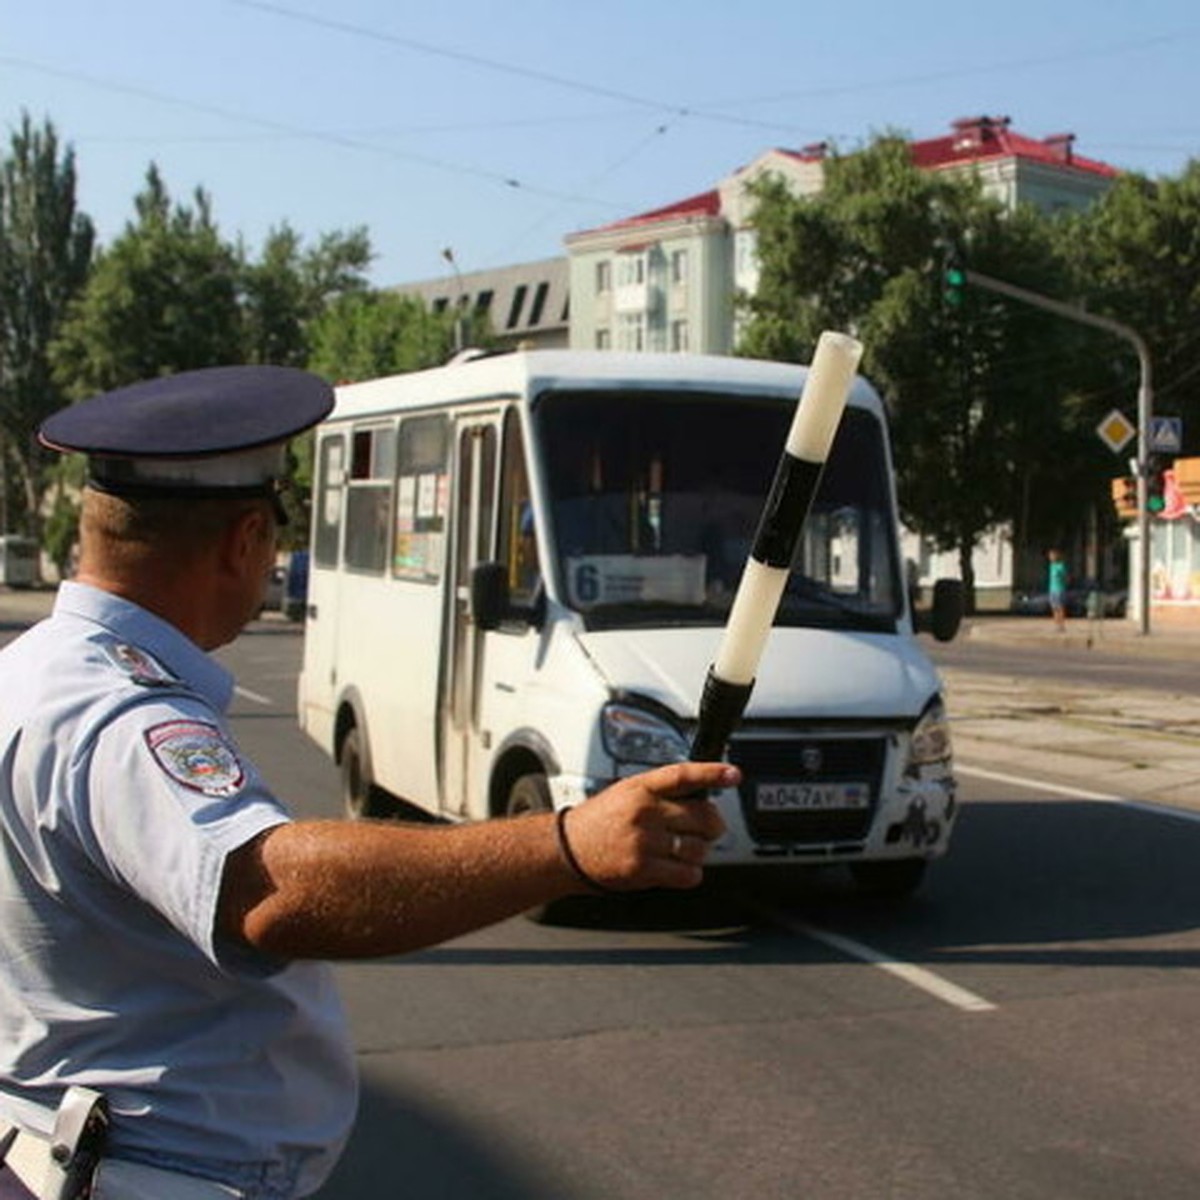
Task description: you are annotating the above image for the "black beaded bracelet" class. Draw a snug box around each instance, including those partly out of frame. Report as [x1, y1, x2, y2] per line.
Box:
[554, 806, 618, 895]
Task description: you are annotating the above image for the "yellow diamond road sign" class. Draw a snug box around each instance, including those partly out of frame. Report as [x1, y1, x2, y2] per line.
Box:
[1097, 409, 1136, 454]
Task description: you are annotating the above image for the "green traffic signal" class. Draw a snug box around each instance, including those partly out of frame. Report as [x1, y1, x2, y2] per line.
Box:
[943, 264, 966, 307]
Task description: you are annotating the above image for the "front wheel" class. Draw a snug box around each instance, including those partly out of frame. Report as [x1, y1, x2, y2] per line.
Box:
[507, 773, 601, 925]
[849, 858, 928, 899]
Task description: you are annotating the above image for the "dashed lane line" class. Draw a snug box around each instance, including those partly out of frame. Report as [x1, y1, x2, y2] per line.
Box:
[742, 899, 997, 1013]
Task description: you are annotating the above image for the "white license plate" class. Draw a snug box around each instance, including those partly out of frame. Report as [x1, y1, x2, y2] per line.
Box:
[755, 781, 870, 811]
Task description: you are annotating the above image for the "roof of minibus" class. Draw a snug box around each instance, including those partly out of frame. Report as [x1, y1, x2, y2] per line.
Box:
[328, 349, 885, 422]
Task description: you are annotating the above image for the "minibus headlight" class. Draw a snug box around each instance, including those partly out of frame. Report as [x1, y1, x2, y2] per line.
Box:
[906, 697, 952, 776]
[601, 703, 690, 766]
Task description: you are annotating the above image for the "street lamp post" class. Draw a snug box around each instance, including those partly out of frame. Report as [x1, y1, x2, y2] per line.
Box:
[961, 269, 1154, 635]
[441, 247, 467, 353]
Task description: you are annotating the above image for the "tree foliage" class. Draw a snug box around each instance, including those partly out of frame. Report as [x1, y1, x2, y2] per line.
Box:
[0, 113, 94, 539]
[241, 223, 372, 367]
[307, 290, 475, 383]
[52, 166, 244, 394]
[1063, 162, 1200, 455]
[739, 135, 1107, 603]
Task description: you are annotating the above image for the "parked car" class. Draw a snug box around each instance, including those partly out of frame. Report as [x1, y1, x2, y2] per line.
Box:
[1010, 583, 1126, 618]
[282, 549, 309, 622]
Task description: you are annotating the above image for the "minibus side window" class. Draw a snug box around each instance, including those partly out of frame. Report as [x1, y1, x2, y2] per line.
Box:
[313, 435, 346, 568]
[344, 425, 395, 575]
[497, 408, 539, 603]
[393, 414, 450, 583]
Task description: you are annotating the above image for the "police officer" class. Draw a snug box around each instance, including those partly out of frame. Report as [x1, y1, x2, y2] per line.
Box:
[0, 366, 731, 1200]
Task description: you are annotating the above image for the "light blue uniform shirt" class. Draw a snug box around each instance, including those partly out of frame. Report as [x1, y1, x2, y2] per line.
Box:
[0, 583, 357, 1199]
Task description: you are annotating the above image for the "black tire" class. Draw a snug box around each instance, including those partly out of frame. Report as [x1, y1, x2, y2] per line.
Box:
[507, 773, 600, 925]
[849, 858, 928, 899]
[340, 726, 387, 820]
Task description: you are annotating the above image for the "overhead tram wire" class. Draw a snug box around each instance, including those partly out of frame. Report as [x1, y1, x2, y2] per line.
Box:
[0, 54, 632, 213]
[223, 0, 836, 140]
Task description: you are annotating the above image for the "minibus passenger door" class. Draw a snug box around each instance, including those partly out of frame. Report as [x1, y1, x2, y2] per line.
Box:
[442, 419, 498, 815]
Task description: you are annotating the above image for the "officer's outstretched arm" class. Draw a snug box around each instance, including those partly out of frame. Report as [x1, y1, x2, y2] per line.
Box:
[217, 761, 733, 960]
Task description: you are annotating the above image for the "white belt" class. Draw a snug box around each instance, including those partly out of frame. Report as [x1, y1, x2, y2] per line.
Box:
[3, 1125, 243, 1199]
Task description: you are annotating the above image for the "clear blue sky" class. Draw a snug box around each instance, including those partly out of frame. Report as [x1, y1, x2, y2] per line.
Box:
[2, 0, 1197, 287]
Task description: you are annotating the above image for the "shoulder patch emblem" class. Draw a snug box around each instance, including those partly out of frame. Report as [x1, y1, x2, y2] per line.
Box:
[104, 641, 178, 688]
[145, 720, 245, 797]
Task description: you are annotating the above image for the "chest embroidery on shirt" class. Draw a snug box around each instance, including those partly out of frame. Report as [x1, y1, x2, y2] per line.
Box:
[104, 641, 179, 687]
[145, 720, 245, 797]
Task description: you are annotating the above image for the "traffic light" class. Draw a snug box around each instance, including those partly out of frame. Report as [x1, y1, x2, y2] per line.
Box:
[1146, 457, 1166, 514]
[943, 261, 966, 308]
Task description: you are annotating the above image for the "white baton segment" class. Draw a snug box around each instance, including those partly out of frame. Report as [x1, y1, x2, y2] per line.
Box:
[712, 330, 863, 687]
[714, 561, 788, 685]
[784, 331, 864, 462]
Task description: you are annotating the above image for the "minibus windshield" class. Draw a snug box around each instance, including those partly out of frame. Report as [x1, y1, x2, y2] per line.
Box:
[536, 389, 901, 632]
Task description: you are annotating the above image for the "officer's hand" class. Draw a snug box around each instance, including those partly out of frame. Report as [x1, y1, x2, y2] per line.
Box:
[560, 762, 735, 893]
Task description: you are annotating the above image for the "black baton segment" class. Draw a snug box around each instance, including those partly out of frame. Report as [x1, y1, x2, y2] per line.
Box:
[751, 452, 825, 568]
[689, 667, 755, 764]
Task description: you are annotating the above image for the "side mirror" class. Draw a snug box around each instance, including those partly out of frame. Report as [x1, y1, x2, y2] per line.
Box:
[929, 578, 964, 642]
[470, 562, 545, 632]
[470, 562, 510, 632]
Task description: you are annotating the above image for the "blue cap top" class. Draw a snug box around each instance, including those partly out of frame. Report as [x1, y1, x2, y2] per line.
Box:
[38, 365, 334, 513]
[39, 364, 334, 460]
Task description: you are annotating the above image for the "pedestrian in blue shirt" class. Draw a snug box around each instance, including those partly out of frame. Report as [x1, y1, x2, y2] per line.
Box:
[1047, 548, 1068, 631]
[0, 366, 731, 1200]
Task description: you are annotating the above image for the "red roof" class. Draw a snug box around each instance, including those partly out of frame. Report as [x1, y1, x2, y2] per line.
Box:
[911, 116, 1118, 179]
[575, 188, 721, 237]
[570, 120, 1117, 242]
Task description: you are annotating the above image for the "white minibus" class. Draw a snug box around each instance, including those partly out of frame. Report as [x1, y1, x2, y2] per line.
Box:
[298, 350, 963, 897]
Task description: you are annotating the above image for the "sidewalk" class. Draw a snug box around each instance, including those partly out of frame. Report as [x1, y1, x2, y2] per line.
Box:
[942, 612, 1200, 809]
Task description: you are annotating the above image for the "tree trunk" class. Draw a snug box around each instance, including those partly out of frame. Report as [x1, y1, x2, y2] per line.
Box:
[958, 537, 977, 615]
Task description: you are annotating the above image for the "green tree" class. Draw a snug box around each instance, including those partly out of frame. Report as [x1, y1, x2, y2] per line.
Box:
[0, 113, 94, 541]
[739, 135, 1085, 606]
[1065, 162, 1200, 456]
[241, 223, 372, 367]
[307, 290, 471, 383]
[52, 165, 243, 394]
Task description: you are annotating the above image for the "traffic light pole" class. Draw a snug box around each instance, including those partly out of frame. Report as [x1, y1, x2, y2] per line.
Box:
[962, 269, 1154, 635]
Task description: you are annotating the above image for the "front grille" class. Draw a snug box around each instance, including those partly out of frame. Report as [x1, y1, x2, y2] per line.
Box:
[727, 734, 888, 846]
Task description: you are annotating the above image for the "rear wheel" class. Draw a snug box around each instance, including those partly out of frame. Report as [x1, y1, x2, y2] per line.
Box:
[849, 858, 928, 899]
[340, 727, 388, 820]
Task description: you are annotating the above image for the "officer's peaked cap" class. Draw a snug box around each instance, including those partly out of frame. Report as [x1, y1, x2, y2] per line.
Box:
[38, 365, 334, 504]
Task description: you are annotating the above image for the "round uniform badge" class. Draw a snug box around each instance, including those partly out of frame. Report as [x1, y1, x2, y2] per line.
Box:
[145, 720, 245, 797]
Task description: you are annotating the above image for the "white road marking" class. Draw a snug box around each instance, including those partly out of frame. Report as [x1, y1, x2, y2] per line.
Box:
[234, 685, 272, 706]
[957, 763, 1200, 824]
[744, 900, 997, 1013]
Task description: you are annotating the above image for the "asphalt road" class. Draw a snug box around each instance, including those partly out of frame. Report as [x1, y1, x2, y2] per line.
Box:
[203, 623, 1200, 1200]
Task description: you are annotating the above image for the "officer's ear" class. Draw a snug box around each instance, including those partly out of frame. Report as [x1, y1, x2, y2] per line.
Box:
[217, 502, 273, 576]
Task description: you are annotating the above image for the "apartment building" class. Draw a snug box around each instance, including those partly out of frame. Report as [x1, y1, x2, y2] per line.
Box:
[565, 116, 1117, 355]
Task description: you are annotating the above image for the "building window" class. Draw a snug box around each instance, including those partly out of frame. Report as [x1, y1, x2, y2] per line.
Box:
[670, 249, 688, 284]
[616, 312, 645, 352]
[595, 260, 611, 294]
[595, 327, 611, 350]
[617, 253, 647, 287]
[528, 281, 549, 326]
[506, 284, 528, 330]
[670, 319, 689, 353]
